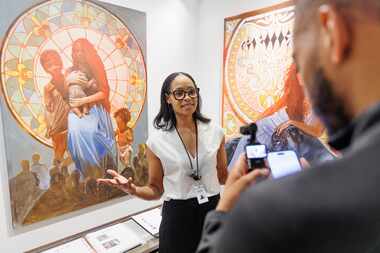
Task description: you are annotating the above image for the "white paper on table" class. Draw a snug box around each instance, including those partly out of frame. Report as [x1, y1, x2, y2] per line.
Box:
[85, 223, 142, 253]
[131, 207, 161, 237]
[41, 238, 95, 253]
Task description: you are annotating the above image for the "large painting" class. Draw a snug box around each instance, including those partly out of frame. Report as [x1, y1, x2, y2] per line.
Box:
[0, 0, 148, 227]
[223, 2, 335, 167]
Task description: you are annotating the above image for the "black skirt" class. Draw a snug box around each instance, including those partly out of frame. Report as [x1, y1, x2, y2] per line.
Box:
[159, 194, 220, 253]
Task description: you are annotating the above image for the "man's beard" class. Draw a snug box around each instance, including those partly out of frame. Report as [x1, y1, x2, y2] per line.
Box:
[308, 68, 352, 137]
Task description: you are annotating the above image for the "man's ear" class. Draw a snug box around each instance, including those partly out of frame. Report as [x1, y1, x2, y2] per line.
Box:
[319, 5, 350, 64]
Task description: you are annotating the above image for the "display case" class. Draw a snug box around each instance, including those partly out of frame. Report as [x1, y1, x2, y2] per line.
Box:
[26, 205, 161, 253]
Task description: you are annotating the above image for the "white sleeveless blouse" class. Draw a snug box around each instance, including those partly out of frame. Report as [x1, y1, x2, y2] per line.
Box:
[146, 121, 224, 200]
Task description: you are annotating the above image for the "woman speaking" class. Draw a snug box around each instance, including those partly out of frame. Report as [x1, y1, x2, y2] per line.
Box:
[98, 72, 227, 253]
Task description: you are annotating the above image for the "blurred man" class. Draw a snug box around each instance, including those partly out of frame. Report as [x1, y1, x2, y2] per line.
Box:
[197, 0, 380, 252]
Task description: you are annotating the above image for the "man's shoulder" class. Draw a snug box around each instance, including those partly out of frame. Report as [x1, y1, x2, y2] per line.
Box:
[234, 142, 380, 226]
[241, 161, 348, 206]
[213, 121, 380, 252]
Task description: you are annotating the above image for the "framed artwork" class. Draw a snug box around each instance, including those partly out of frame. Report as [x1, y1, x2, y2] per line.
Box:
[0, 0, 148, 227]
[223, 1, 335, 167]
[223, 1, 295, 137]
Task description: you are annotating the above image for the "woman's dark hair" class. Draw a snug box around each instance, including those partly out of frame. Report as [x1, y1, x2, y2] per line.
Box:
[153, 72, 210, 131]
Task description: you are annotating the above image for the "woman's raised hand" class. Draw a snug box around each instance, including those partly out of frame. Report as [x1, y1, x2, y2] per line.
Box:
[97, 170, 137, 195]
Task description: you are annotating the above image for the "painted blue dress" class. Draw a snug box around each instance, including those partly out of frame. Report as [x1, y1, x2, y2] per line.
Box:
[67, 104, 117, 178]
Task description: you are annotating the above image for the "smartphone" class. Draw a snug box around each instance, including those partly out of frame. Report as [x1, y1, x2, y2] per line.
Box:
[245, 144, 267, 170]
[267, 150, 302, 179]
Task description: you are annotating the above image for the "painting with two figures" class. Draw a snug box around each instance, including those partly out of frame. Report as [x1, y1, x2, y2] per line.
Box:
[0, 0, 148, 227]
[222, 1, 336, 168]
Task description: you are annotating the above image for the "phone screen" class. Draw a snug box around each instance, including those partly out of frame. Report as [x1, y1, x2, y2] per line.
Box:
[267, 151, 302, 179]
[245, 144, 267, 170]
[246, 144, 267, 159]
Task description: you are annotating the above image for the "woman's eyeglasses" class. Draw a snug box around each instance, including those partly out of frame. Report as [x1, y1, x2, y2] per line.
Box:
[168, 88, 199, 100]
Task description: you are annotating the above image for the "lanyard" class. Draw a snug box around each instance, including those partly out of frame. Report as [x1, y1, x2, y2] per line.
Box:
[175, 121, 200, 180]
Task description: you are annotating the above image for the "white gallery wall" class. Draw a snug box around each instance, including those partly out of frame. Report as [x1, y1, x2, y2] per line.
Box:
[0, 0, 287, 252]
[100, 0, 202, 134]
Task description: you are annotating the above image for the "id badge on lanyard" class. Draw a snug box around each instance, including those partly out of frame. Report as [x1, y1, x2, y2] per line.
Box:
[194, 181, 209, 204]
